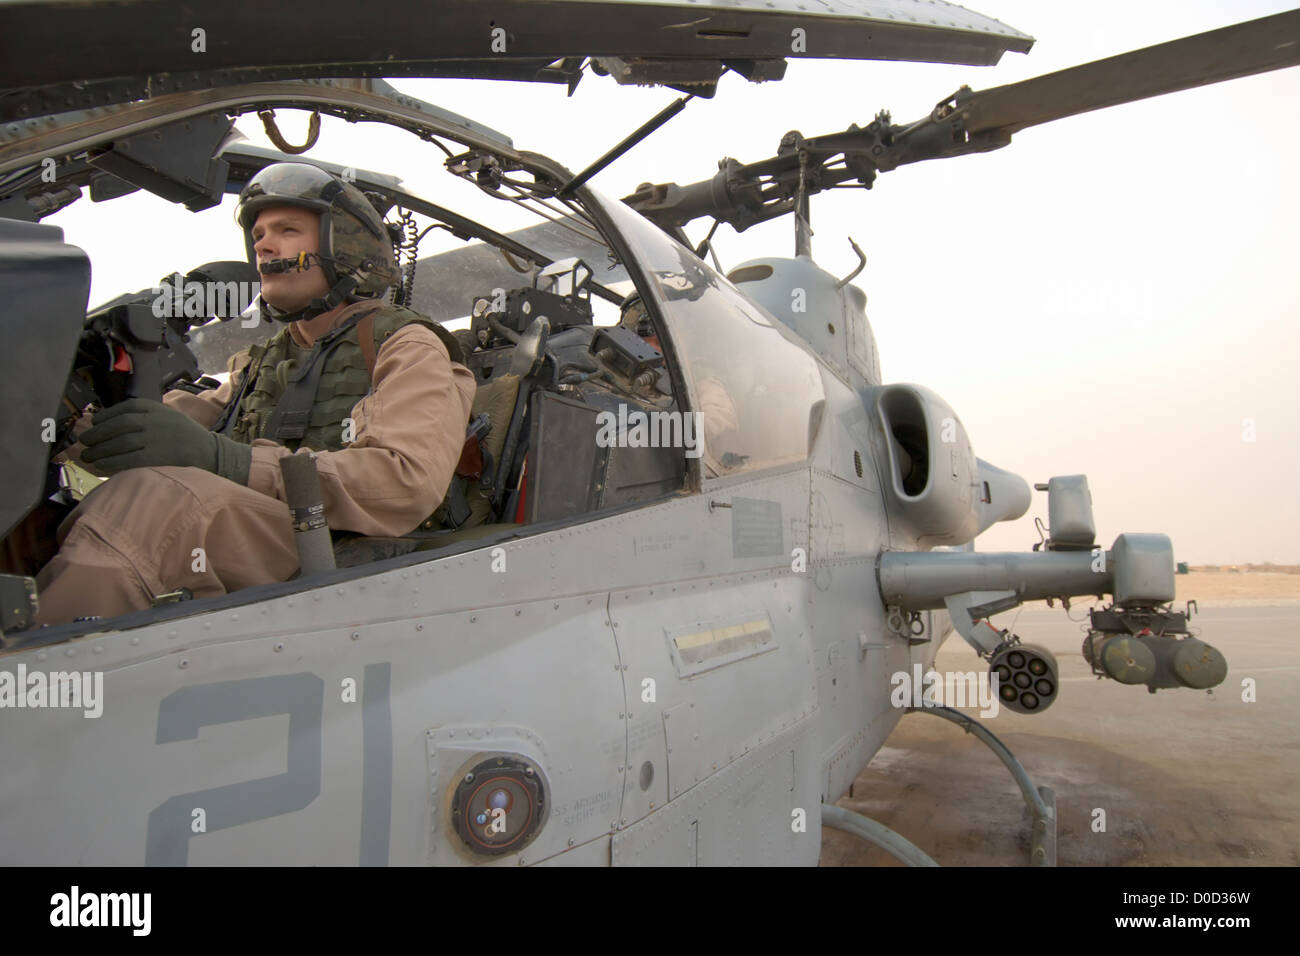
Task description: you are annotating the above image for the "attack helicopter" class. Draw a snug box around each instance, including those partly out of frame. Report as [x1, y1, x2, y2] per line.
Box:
[0, 0, 1296, 866]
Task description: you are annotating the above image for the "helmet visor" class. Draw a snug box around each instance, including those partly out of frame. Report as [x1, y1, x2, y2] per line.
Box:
[236, 162, 339, 228]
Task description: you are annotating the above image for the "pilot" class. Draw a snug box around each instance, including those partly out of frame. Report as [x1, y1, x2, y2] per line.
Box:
[619, 291, 739, 455]
[618, 291, 660, 349]
[33, 162, 476, 626]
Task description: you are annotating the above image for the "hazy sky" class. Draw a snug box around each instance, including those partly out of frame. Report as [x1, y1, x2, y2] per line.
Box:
[49, 0, 1300, 563]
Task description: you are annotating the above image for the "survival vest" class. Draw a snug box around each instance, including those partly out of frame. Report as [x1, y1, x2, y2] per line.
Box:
[213, 302, 465, 453]
[210, 303, 480, 536]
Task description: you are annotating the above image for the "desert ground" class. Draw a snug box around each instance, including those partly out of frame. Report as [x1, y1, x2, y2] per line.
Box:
[821, 569, 1300, 866]
[1170, 566, 1300, 604]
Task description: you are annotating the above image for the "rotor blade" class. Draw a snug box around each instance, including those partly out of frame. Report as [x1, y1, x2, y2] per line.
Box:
[960, 9, 1300, 136]
[627, 10, 1300, 230]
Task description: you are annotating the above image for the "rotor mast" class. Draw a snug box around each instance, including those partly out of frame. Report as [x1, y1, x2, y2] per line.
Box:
[793, 147, 812, 258]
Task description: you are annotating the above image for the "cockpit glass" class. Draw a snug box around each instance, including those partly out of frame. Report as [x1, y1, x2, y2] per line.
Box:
[591, 190, 825, 479]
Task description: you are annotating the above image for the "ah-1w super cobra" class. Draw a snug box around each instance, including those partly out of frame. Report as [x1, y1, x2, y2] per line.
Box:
[0, 0, 1296, 866]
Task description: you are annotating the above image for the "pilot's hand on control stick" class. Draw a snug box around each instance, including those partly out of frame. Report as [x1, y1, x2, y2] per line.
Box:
[79, 398, 252, 484]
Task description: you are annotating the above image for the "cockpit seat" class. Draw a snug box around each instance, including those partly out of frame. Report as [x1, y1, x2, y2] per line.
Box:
[332, 370, 523, 568]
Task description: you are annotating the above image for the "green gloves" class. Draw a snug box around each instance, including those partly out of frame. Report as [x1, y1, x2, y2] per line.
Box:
[79, 398, 252, 484]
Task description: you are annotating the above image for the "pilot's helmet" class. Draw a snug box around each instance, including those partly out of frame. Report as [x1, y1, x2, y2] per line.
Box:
[619, 291, 654, 338]
[235, 162, 397, 300]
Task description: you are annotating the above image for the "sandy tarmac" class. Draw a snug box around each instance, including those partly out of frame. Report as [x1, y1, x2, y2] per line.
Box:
[822, 574, 1300, 866]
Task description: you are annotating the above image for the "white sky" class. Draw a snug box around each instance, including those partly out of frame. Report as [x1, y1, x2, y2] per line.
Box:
[49, 0, 1300, 563]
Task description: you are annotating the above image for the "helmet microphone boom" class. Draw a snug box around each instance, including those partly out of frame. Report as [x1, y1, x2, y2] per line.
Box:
[258, 252, 321, 274]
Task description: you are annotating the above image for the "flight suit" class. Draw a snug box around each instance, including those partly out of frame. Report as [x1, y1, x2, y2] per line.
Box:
[33, 300, 477, 626]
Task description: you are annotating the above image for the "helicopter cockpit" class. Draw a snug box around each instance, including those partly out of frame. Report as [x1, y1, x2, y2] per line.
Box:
[0, 80, 829, 635]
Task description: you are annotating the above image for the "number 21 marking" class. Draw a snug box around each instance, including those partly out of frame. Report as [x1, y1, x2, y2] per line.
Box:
[145, 664, 391, 865]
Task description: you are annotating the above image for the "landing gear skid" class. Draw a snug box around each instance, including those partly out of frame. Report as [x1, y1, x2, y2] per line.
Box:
[909, 705, 1056, 866]
[821, 805, 938, 867]
[826, 705, 1057, 866]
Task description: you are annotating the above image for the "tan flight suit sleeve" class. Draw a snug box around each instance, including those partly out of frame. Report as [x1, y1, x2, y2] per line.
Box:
[233, 325, 476, 537]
